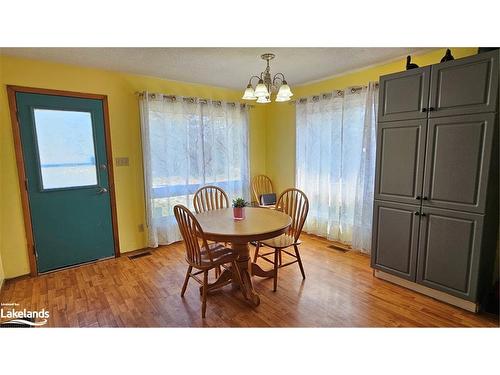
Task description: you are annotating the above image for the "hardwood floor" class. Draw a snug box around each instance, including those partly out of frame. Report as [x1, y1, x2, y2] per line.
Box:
[1, 234, 498, 327]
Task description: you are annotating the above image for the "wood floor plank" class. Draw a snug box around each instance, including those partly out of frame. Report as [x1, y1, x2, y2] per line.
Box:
[0, 234, 498, 327]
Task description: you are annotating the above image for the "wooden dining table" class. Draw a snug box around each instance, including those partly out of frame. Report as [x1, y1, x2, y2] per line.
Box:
[194, 207, 291, 306]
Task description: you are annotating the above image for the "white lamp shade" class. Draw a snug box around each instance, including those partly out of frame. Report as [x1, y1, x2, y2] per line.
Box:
[254, 82, 270, 98]
[256, 95, 271, 104]
[242, 86, 257, 100]
[275, 95, 291, 102]
[277, 83, 293, 98]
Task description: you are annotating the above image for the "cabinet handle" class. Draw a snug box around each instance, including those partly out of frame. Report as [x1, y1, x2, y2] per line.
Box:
[421, 108, 427, 112]
[428, 107, 435, 111]
[421, 212, 427, 217]
[423, 196, 428, 200]
[416, 196, 421, 200]
[414, 212, 420, 216]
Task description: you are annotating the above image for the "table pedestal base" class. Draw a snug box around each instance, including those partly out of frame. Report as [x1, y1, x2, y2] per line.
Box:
[232, 242, 260, 306]
[204, 242, 261, 307]
[203, 242, 282, 306]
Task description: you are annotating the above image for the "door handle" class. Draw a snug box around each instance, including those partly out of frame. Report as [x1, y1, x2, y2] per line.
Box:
[97, 187, 108, 194]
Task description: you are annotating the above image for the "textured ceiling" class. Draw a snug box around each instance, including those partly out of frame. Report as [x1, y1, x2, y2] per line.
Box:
[0, 47, 432, 90]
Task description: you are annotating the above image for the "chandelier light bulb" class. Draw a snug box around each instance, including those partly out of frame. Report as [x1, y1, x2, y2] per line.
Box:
[254, 80, 270, 98]
[277, 81, 293, 98]
[275, 95, 291, 102]
[242, 84, 257, 100]
[256, 95, 271, 104]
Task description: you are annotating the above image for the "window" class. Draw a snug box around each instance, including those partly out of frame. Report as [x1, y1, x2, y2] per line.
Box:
[140, 95, 249, 247]
[33, 109, 98, 189]
[295, 83, 378, 253]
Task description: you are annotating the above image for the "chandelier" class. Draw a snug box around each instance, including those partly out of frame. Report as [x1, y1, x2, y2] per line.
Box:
[241, 53, 293, 103]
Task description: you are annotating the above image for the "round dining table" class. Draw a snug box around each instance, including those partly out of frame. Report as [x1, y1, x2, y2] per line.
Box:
[194, 207, 291, 306]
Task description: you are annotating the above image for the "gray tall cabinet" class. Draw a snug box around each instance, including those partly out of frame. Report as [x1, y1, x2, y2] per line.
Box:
[371, 50, 499, 311]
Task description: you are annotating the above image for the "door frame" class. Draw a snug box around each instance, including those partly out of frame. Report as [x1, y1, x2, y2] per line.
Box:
[7, 85, 121, 277]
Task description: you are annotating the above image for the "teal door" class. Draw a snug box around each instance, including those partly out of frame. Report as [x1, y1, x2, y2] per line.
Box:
[16, 92, 115, 273]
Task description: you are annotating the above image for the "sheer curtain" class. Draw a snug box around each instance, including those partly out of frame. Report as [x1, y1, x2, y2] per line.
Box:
[140, 93, 250, 247]
[295, 82, 378, 253]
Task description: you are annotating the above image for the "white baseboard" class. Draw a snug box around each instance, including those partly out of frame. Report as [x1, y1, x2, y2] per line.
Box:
[374, 269, 479, 313]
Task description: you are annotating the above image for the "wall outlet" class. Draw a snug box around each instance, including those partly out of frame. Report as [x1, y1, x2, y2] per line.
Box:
[115, 157, 129, 167]
[138, 224, 144, 232]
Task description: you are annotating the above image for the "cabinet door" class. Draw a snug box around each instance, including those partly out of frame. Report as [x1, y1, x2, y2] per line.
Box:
[378, 66, 431, 122]
[375, 119, 427, 205]
[416, 207, 483, 301]
[371, 201, 420, 281]
[429, 50, 498, 117]
[422, 113, 495, 213]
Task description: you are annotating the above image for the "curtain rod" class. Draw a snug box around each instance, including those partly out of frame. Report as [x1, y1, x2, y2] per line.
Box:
[290, 82, 379, 104]
[135, 91, 254, 108]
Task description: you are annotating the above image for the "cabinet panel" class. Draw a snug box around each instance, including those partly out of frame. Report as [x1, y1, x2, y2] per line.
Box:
[378, 66, 431, 122]
[429, 50, 498, 117]
[375, 119, 427, 205]
[371, 201, 420, 281]
[416, 208, 483, 301]
[422, 114, 495, 213]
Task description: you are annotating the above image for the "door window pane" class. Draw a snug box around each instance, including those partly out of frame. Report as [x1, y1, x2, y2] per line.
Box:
[33, 109, 98, 189]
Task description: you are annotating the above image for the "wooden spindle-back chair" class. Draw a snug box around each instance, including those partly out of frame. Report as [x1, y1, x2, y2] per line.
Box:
[193, 185, 229, 277]
[253, 188, 309, 291]
[174, 204, 242, 318]
[251, 175, 275, 208]
[193, 185, 229, 214]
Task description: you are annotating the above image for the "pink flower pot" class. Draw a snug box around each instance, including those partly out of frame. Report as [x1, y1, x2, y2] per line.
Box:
[233, 207, 245, 220]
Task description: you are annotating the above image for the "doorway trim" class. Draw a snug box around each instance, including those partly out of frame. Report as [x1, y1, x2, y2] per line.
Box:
[7, 85, 121, 277]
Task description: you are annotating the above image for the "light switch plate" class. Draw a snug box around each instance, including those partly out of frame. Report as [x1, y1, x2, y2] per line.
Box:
[115, 157, 129, 167]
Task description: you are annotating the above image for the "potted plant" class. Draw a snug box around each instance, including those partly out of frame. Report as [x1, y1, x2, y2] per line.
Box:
[232, 197, 248, 220]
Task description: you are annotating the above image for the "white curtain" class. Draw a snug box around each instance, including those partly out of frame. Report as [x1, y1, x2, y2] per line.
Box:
[140, 93, 250, 247]
[295, 82, 378, 253]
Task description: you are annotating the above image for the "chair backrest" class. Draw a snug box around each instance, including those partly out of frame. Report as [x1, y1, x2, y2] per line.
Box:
[193, 185, 229, 214]
[276, 188, 309, 242]
[173, 204, 212, 267]
[252, 175, 274, 204]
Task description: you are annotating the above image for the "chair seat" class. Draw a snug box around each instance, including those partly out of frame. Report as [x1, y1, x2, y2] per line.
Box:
[261, 234, 300, 249]
[199, 243, 236, 266]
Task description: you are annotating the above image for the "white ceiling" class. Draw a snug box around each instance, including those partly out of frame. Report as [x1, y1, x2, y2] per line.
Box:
[0, 47, 432, 90]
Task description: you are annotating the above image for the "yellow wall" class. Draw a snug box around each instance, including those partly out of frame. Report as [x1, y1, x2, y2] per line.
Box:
[0, 54, 267, 278]
[265, 48, 478, 193]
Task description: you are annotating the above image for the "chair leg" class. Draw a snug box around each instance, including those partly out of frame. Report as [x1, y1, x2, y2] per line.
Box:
[215, 265, 221, 278]
[181, 265, 192, 297]
[294, 244, 306, 279]
[279, 250, 282, 266]
[273, 248, 279, 292]
[253, 241, 261, 263]
[202, 270, 208, 318]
